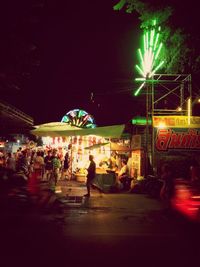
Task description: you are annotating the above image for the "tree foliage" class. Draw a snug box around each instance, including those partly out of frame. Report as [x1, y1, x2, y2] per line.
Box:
[113, 0, 200, 75]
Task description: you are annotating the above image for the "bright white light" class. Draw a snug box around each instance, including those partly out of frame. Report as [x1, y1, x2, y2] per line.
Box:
[157, 122, 166, 129]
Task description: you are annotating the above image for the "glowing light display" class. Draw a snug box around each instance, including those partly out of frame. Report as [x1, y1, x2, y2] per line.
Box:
[134, 20, 164, 96]
[61, 109, 96, 128]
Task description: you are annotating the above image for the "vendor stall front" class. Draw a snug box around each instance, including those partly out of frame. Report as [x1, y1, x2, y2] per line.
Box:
[31, 122, 132, 191]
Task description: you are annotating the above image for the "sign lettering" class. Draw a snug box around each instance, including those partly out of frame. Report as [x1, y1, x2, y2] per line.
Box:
[155, 129, 200, 151]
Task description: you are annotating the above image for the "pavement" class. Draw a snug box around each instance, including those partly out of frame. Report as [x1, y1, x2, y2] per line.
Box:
[1, 179, 200, 267]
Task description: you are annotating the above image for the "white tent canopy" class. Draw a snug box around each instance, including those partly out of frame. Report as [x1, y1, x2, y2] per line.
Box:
[31, 122, 125, 138]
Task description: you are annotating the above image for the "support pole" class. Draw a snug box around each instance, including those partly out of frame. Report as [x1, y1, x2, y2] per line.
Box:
[145, 83, 149, 177]
[151, 78, 155, 173]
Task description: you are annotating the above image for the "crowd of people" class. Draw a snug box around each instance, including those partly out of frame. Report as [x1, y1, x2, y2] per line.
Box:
[0, 147, 135, 196]
[0, 148, 71, 187]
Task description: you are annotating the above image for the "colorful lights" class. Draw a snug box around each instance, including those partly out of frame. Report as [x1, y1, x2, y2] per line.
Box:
[134, 19, 165, 96]
[61, 109, 96, 128]
[131, 116, 152, 125]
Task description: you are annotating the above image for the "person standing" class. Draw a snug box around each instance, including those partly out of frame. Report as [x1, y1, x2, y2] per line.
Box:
[52, 153, 61, 186]
[16, 150, 29, 178]
[44, 150, 53, 181]
[61, 152, 70, 180]
[84, 155, 96, 197]
[6, 152, 16, 178]
[33, 151, 45, 180]
[160, 163, 174, 210]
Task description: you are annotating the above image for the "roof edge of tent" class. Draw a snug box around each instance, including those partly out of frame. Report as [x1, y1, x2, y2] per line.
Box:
[30, 124, 126, 138]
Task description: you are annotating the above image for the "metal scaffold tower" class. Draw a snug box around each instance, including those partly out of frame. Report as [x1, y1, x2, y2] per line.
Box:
[133, 18, 193, 175]
[145, 73, 192, 172]
[149, 73, 192, 116]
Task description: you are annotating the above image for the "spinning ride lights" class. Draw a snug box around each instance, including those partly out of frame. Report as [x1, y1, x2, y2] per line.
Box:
[134, 19, 164, 96]
[61, 109, 96, 128]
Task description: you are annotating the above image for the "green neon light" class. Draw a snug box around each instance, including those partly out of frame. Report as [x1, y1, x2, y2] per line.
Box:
[146, 31, 149, 51]
[150, 60, 164, 77]
[138, 49, 143, 65]
[155, 43, 163, 60]
[150, 29, 155, 47]
[136, 64, 145, 77]
[153, 33, 159, 51]
[132, 116, 152, 125]
[134, 82, 145, 96]
[135, 77, 146, 81]
[86, 123, 93, 128]
[134, 19, 164, 96]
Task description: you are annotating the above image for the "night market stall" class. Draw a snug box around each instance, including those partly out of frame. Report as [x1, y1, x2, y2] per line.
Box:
[31, 122, 132, 192]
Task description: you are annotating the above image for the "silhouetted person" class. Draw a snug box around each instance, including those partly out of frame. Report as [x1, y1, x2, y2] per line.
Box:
[118, 159, 130, 190]
[62, 152, 70, 180]
[84, 155, 96, 197]
[160, 163, 174, 209]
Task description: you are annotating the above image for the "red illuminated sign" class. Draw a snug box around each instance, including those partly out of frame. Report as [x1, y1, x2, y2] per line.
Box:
[155, 129, 200, 151]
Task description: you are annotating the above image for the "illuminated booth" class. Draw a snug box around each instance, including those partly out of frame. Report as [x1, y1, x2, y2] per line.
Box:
[31, 109, 131, 190]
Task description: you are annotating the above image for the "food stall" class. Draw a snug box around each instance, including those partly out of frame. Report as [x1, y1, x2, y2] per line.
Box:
[31, 122, 131, 191]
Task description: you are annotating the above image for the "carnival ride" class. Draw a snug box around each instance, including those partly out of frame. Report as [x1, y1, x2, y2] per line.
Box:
[61, 109, 96, 128]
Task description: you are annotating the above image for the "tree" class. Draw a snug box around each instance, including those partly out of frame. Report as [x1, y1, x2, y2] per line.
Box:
[113, 0, 200, 76]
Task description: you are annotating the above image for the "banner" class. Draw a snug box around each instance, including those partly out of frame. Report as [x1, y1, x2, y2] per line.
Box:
[153, 116, 200, 128]
[155, 128, 200, 151]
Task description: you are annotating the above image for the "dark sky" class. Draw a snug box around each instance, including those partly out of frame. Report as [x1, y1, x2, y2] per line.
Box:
[0, 0, 200, 126]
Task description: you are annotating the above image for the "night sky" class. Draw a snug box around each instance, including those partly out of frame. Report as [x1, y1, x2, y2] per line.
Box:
[0, 0, 200, 126]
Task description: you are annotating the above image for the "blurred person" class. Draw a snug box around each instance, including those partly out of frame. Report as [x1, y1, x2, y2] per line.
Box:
[107, 157, 118, 172]
[6, 152, 16, 178]
[16, 147, 22, 160]
[44, 150, 53, 181]
[28, 151, 44, 196]
[16, 150, 29, 178]
[0, 155, 6, 181]
[160, 163, 175, 209]
[61, 151, 70, 180]
[29, 150, 36, 173]
[0, 154, 6, 168]
[52, 153, 61, 186]
[118, 159, 129, 178]
[189, 158, 200, 185]
[33, 151, 45, 180]
[84, 155, 96, 197]
[117, 159, 130, 190]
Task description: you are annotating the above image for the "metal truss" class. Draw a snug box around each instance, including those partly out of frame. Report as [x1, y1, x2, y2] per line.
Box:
[147, 73, 192, 116]
[0, 100, 33, 126]
[143, 74, 192, 175]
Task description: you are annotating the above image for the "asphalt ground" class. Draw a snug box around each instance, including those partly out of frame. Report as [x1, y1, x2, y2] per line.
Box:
[1, 179, 200, 267]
